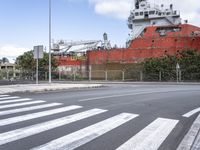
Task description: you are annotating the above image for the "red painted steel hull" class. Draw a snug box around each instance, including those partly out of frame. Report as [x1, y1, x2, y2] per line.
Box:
[57, 24, 200, 66]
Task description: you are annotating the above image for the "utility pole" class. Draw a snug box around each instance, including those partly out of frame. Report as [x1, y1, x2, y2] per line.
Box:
[49, 0, 52, 83]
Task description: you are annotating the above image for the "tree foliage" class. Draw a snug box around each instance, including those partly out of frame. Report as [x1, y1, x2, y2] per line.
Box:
[16, 50, 58, 72]
[142, 50, 200, 81]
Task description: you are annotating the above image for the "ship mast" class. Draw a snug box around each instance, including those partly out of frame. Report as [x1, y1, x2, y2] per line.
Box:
[134, 0, 146, 9]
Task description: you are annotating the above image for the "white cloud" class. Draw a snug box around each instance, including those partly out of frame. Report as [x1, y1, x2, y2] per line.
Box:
[0, 45, 29, 62]
[89, 0, 134, 19]
[89, 0, 200, 26]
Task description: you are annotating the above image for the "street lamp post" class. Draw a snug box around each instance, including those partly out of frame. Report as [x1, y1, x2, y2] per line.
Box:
[49, 0, 52, 83]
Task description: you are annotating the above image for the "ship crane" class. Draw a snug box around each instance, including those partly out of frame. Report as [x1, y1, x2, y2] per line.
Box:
[52, 40, 101, 55]
[52, 33, 112, 55]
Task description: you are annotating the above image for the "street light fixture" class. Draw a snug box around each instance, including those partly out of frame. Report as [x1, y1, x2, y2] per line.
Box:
[49, 0, 52, 83]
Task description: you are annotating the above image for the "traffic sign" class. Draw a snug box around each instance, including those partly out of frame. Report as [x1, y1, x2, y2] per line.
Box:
[34, 45, 44, 59]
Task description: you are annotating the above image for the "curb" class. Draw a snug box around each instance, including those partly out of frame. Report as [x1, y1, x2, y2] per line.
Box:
[0, 84, 104, 94]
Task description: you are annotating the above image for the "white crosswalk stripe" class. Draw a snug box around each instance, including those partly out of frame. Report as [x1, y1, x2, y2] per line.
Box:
[0, 100, 45, 109]
[31, 113, 138, 150]
[0, 108, 107, 145]
[177, 114, 200, 150]
[0, 98, 32, 104]
[0, 105, 82, 126]
[0, 96, 19, 100]
[116, 118, 178, 150]
[0, 96, 181, 150]
[0, 103, 62, 116]
[0, 95, 10, 97]
[183, 107, 200, 118]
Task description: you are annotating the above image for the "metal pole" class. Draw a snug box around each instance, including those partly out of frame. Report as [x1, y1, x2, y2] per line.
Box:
[176, 63, 180, 83]
[122, 71, 125, 81]
[49, 0, 52, 83]
[36, 58, 38, 84]
[159, 71, 162, 82]
[89, 66, 91, 81]
[140, 71, 143, 81]
[176, 69, 179, 83]
[105, 70, 108, 81]
[36, 47, 39, 84]
[73, 72, 76, 81]
[179, 70, 181, 82]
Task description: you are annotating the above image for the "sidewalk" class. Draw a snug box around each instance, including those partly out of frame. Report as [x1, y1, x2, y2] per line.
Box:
[0, 83, 103, 94]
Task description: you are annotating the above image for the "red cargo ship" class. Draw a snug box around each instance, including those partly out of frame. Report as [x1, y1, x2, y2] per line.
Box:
[53, 0, 200, 72]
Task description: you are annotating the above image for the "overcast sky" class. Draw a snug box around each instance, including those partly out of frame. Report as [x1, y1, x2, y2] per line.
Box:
[0, 0, 199, 62]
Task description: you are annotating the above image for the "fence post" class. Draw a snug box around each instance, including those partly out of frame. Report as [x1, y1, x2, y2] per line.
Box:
[6, 70, 9, 80]
[176, 63, 180, 83]
[73, 72, 76, 81]
[159, 71, 162, 82]
[89, 66, 91, 81]
[176, 69, 179, 83]
[140, 71, 143, 81]
[122, 71, 125, 81]
[179, 70, 182, 82]
[45, 72, 47, 81]
[59, 71, 61, 80]
[105, 70, 108, 81]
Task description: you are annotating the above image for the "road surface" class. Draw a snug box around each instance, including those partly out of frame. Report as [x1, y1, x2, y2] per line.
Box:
[0, 83, 200, 150]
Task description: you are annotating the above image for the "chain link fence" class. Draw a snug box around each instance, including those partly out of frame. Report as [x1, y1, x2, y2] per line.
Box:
[0, 69, 200, 82]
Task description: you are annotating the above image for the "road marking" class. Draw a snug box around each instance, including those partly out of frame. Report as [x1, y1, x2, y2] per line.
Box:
[78, 90, 181, 102]
[0, 101, 45, 109]
[31, 113, 138, 150]
[0, 98, 32, 105]
[177, 114, 200, 150]
[0, 95, 10, 97]
[0, 96, 19, 100]
[183, 107, 200, 118]
[0, 103, 62, 116]
[79, 92, 152, 102]
[117, 118, 178, 150]
[191, 131, 200, 150]
[0, 108, 107, 145]
[0, 105, 82, 126]
[79, 89, 197, 102]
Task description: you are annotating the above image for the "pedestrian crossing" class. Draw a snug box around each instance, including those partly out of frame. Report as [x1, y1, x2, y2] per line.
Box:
[0, 98, 32, 104]
[116, 118, 178, 150]
[0, 94, 180, 150]
[0, 103, 62, 116]
[0, 95, 10, 98]
[0, 100, 45, 109]
[0, 96, 19, 100]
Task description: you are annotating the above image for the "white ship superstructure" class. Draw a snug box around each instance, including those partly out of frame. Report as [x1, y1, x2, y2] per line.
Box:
[128, 0, 182, 40]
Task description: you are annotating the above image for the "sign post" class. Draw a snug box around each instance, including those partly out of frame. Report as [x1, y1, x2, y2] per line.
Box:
[176, 63, 180, 83]
[34, 46, 44, 84]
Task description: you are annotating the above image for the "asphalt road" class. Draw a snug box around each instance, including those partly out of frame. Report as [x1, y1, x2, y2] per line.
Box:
[0, 83, 200, 150]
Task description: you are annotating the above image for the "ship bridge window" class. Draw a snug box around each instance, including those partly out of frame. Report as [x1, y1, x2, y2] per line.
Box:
[140, 12, 143, 16]
[173, 11, 177, 15]
[135, 12, 139, 16]
[166, 12, 171, 15]
[149, 11, 155, 15]
[158, 12, 162, 16]
[144, 11, 149, 18]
